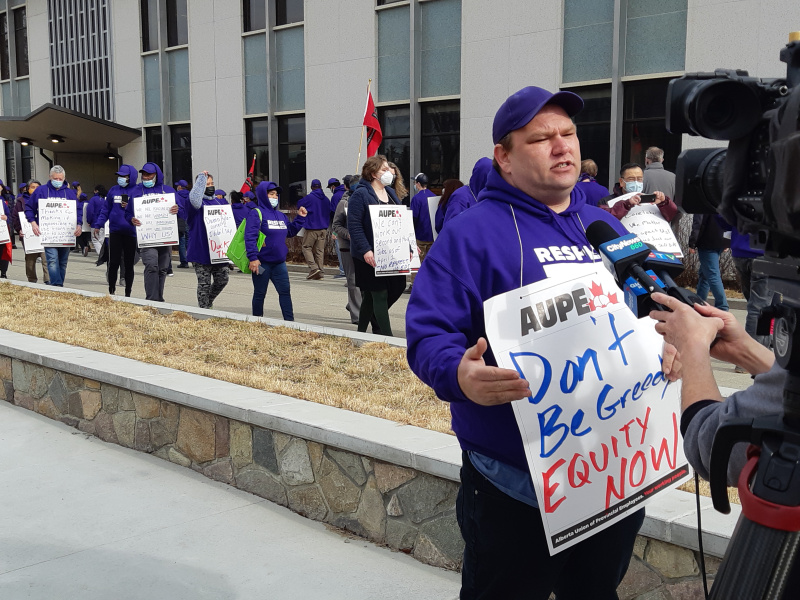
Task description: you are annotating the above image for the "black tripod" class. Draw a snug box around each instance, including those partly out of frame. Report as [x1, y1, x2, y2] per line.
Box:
[707, 258, 800, 599]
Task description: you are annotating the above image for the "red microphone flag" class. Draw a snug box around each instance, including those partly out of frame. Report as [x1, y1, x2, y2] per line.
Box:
[363, 91, 382, 158]
[240, 154, 256, 193]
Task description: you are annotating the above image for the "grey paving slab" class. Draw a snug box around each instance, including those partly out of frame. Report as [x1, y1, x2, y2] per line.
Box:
[0, 402, 460, 600]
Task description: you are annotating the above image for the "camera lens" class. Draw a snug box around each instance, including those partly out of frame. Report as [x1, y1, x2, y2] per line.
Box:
[691, 80, 761, 140]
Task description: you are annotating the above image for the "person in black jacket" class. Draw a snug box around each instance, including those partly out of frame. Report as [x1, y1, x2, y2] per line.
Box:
[689, 214, 730, 310]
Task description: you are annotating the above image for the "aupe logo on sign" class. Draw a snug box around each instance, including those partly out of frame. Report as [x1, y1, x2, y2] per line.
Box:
[520, 281, 618, 336]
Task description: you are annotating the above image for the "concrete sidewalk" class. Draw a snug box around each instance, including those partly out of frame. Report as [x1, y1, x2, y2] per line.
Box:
[0, 401, 460, 599]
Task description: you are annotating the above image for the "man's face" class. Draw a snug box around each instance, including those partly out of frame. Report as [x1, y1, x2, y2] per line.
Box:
[51, 173, 65, 184]
[494, 105, 580, 209]
[619, 167, 644, 189]
[142, 172, 156, 183]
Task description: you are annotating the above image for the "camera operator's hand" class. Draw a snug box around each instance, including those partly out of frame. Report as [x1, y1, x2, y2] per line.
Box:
[692, 301, 774, 375]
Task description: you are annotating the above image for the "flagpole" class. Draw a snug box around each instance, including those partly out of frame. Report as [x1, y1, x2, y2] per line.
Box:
[356, 79, 371, 174]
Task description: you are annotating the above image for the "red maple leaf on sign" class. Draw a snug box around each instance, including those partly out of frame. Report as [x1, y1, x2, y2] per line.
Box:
[587, 281, 619, 311]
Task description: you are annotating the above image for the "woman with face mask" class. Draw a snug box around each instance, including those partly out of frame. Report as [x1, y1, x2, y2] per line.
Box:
[244, 181, 307, 319]
[346, 155, 409, 336]
[597, 162, 678, 222]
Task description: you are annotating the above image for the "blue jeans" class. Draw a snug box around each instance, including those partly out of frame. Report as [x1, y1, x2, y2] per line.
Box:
[251, 261, 293, 320]
[696, 249, 729, 311]
[44, 247, 71, 287]
[178, 231, 188, 264]
[335, 238, 345, 276]
[733, 257, 772, 346]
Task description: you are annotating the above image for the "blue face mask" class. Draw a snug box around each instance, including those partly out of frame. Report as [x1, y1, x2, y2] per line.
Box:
[625, 181, 643, 194]
[143, 179, 156, 188]
[51, 179, 63, 189]
[117, 177, 128, 187]
[269, 197, 279, 208]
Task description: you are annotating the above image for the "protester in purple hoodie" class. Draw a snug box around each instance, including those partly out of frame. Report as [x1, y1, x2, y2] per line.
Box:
[26, 165, 82, 287]
[230, 191, 250, 229]
[575, 159, 611, 207]
[405, 86, 679, 599]
[186, 171, 229, 308]
[243, 191, 257, 210]
[442, 157, 492, 229]
[93, 164, 138, 296]
[297, 179, 330, 280]
[127, 162, 179, 302]
[245, 181, 308, 319]
[173, 180, 190, 268]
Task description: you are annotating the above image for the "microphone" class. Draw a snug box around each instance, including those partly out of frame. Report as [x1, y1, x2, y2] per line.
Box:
[585, 221, 669, 307]
[642, 247, 707, 307]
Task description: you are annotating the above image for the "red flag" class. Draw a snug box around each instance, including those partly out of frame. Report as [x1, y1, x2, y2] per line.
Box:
[240, 154, 256, 193]
[363, 91, 382, 158]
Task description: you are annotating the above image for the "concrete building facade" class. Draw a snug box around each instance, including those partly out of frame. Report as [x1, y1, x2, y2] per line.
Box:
[0, 0, 797, 201]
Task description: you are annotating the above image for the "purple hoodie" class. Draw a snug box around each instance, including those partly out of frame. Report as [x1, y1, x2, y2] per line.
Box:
[185, 172, 228, 265]
[93, 164, 138, 236]
[297, 188, 331, 229]
[231, 202, 251, 228]
[25, 180, 80, 225]
[330, 184, 346, 214]
[86, 193, 106, 227]
[410, 188, 436, 242]
[125, 162, 177, 223]
[406, 167, 628, 471]
[245, 181, 306, 264]
[443, 157, 492, 229]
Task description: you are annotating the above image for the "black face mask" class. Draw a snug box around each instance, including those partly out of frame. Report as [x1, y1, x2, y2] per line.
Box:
[205, 186, 215, 197]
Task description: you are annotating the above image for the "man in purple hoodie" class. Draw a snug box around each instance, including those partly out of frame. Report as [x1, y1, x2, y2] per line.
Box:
[297, 178, 330, 280]
[442, 157, 492, 229]
[406, 87, 665, 599]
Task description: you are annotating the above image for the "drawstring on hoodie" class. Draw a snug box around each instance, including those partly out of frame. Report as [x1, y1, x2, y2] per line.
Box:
[509, 204, 524, 289]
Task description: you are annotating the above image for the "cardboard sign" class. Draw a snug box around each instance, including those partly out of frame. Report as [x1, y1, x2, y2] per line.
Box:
[134, 193, 179, 248]
[203, 204, 236, 264]
[0, 219, 9, 244]
[427, 196, 441, 241]
[39, 199, 77, 247]
[18, 212, 43, 254]
[484, 264, 689, 555]
[369, 205, 416, 276]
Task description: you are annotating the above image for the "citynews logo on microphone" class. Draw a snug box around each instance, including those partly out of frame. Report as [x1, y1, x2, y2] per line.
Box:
[602, 233, 646, 256]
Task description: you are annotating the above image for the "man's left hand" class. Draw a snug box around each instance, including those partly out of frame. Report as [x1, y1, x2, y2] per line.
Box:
[74, 226, 82, 236]
[169, 205, 179, 214]
[654, 191, 666, 206]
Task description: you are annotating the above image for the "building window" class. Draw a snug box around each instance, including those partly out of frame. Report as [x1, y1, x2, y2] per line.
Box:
[49, 0, 113, 120]
[143, 54, 161, 124]
[275, 26, 304, 111]
[377, 5, 409, 102]
[245, 118, 270, 185]
[243, 0, 266, 32]
[569, 85, 612, 185]
[21, 143, 32, 183]
[166, 0, 188, 47]
[377, 0, 405, 5]
[4, 140, 14, 192]
[13, 8, 27, 78]
[167, 48, 190, 121]
[145, 127, 164, 168]
[275, 0, 303, 26]
[625, 0, 686, 76]
[418, 0, 461, 98]
[277, 115, 306, 208]
[378, 106, 410, 186]
[243, 33, 268, 115]
[171, 124, 192, 183]
[621, 79, 682, 172]
[420, 101, 460, 188]
[562, 0, 614, 84]
[0, 14, 9, 81]
[141, 0, 159, 52]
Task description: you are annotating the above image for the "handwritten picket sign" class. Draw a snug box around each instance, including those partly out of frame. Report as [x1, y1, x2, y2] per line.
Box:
[134, 193, 179, 248]
[484, 263, 689, 555]
[18, 212, 43, 254]
[203, 204, 237, 264]
[427, 196, 441, 241]
[608, 193, 682, 256]
[39, 199, 77, 247]
[0, 217, 9, 244]
[406, 208, 420, 272]
[369, 205, 414, 276]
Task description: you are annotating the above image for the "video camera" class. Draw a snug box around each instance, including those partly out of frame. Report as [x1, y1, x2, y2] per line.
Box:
[666, 34, 800, 599]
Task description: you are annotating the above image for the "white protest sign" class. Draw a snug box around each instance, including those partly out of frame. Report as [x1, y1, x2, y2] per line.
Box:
[18, 212, 43, 254]
[133, 193, 179, 248]
[0, 219, 9, 244]
[203, 204, 237, 264]
[427, 196, 441, 241]
[406, 208, 420, 273]
[39, 199, 76, 247]
[621, 204, 682, 257]
[484, 264, 689, 555]
[369, 205, 412, 276]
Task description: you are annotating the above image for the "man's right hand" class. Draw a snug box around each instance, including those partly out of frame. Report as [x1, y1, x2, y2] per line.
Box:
[457, 337, 531, 406]
[92, 228, 100, 236]
[31, 222, 40, 237]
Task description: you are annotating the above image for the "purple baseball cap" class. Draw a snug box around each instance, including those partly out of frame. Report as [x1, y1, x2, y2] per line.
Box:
[139, 163, 158, 174]
[311, 179, 322, 188]
[327, 177, 339, 186]
[492, 86, 584, 144]
[175, 179, 188, 188]
[215, 189, 226, 197]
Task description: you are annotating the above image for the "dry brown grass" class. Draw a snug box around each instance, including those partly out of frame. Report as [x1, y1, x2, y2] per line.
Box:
[1, 284, 739, 502]
[0, 284, 451, 434]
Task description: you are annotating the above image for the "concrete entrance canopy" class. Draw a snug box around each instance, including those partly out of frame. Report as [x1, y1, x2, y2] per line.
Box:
[0, 103, 140, 154]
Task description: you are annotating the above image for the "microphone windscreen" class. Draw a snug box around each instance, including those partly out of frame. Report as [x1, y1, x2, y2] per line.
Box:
[585, 220, 619, 251]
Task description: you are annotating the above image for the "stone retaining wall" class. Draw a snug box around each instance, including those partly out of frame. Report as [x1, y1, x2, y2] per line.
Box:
[2, 353, 720, 598]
